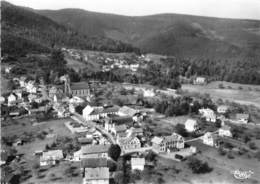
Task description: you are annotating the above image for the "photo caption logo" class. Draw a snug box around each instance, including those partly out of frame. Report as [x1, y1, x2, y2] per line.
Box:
[231, 169, 254, 179]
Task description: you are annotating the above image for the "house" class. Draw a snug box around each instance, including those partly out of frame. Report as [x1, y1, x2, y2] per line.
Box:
[118, 136, 141, 151]
[131, 157, 145, 171]
[7, 93, 17, 106]
[25, 80, 37, 93]
[83, 167, 109, 184]
[118, 106, 139, 117]
[217, 105, 229, 114]
[69, 96, 85, 105]
[53, 103, 70, 118]
[70, 82, 91, 97]
[151, 133, 185, 153]
[28, 94, 37, 103]
[193, 77, 206, 85]
[185, 119, 198, 132]
[19, 76, 27, 87]
[162, 133, 185, 152]
[40, 150, 63, 166]
[78, 137, 93, 145]
[80, 158, 108, 169]
[199, 108, 216, 122]
[236, 113, 249, 124]
[202, 132, 215, 147]
[74, 145, 110, 161]
[83, 105, 118, 121]
[218, 125, 232, 137]
[0, 96, 5, 104]
[111, 124, 127, 136]
[143, 88, 155, 97]
[126, 127, 143, 137]
[151, 136, 165, 153]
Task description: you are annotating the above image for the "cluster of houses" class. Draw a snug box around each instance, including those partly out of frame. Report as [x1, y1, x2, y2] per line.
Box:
[184, 105, 250, 147]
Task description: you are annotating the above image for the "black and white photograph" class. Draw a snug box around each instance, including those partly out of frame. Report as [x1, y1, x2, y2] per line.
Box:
[1, 0, 260, 183]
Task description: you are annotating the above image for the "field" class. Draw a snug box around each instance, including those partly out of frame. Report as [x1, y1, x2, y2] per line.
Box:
[182, 81, 260, 108]
[136, 141, 260, 184]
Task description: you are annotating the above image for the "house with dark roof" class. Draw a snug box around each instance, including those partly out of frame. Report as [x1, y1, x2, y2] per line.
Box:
[74, 145, 110, 161]
[111, 124, 127, 136]
[118, 136, 141, 151]
[70, 82, 91, 97]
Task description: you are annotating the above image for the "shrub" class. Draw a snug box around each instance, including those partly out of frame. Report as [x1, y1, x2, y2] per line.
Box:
[218, 83, 224, 89]
[218, 147, 227, 156]
[227, 152, 234, 159]
[187, 157, 213, 174]
[248, 142, 257, 150]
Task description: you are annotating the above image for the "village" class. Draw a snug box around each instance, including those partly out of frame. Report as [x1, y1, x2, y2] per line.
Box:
[1, 64, 260, 184]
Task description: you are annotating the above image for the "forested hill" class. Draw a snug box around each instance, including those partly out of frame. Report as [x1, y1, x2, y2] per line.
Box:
[38, 7, 260, 60]
[1, 1, 140, 56]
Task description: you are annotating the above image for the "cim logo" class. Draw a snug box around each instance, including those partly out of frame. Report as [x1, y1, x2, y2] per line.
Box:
[232, 169, 254, 180]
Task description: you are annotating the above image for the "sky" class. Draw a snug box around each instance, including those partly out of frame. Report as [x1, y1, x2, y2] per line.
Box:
[6, 0, 260, 20]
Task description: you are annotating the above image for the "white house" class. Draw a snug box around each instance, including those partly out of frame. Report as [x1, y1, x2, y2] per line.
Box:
[151, 133, 185, 153]
[83, 167, 109, 184]
[185, 119, 198, 132]
[131, 157, 145, 171]
[118, 136, 141, 152]
[202, 132, 214, 147]
[25, 80, 37, 93]
[199, 108, 216, 122]
[193, 77, 206, 85]
[143, 88, 155, 97]
[218, 125, 232, 137]
[83, 105, 118, 121]
[40, 150, 63, 166]
[0, 96, 5, 104]
[217, 105, 229, 114]
[7, 93, 17, 106]
[118, 106, 139, 117]
[236, 113, 249, 124]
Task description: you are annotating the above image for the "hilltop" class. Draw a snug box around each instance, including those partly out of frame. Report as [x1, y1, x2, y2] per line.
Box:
[38, 8, 260, 59]
[1, 1, 140, 56]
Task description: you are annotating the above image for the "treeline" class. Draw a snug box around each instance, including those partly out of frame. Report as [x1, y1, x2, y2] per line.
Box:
[1, 1, 140, 57]
[154, 95, 216, 117]
[161, 57, 260, 85]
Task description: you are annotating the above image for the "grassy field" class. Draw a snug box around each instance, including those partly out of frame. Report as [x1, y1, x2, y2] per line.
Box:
[136, 140, 260, 184]
[182, 81, 260, 108]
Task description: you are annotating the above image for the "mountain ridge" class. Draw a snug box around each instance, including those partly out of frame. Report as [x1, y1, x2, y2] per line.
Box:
[1, 1, 140, 56]
[36, 7, 260, 59]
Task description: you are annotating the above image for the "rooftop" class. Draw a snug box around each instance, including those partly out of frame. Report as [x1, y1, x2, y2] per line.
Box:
[81, 158, 108, 168]
[81, 144, 110, 155]
[84, 167, 109, 180]
[131, 157, 145, 166]
[71, 82, 90, 90]
[236, 113, 249, 119]
[151, 136, 163, 144]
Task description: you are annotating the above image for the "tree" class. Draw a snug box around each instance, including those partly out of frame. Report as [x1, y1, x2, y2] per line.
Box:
[175, 124, 188, 137]
[187, 157, 213, 174]
[114, 171, 124, 184]
[108, 144, 121, 161]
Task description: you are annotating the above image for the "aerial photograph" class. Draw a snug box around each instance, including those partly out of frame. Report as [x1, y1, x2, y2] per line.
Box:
[1, 0, 260, 183]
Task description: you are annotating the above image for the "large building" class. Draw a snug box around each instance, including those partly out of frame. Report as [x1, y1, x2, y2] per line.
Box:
[70, 82, 91, 97]
[151, 133, 184, 153]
